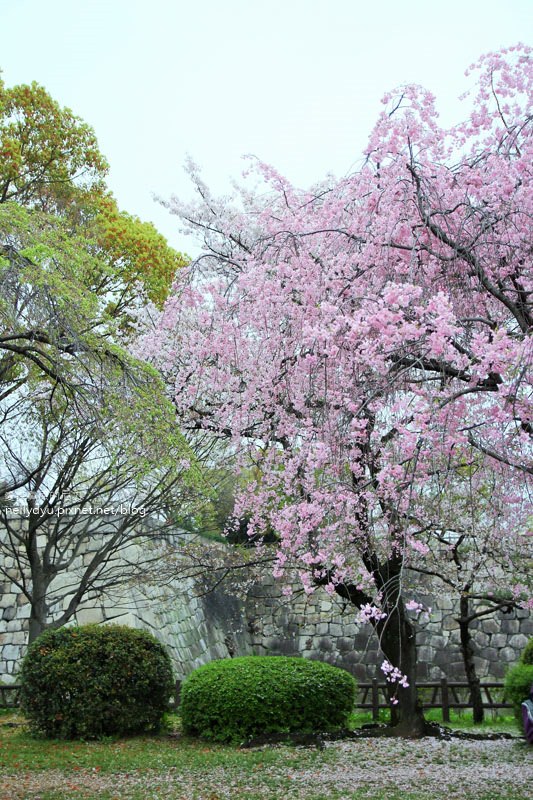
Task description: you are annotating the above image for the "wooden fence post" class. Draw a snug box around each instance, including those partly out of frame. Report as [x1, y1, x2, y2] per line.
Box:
[372, 678, 379, 721]
[441, 677, 450, 723]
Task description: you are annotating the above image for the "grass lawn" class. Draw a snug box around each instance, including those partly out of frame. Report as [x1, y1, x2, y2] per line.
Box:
[347, 708, 519, 733]
[0, 710, 530, 800]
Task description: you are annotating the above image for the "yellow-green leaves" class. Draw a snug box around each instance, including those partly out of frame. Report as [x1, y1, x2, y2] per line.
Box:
[84, 193, 188, 308]
[0, 80, 108, 208]
[0, 78, 188, 309]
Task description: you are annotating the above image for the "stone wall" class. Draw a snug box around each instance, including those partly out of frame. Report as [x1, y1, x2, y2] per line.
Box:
[1, 521, 531, 685]
[0, 558, 253, 684]
[244, 575, 532, 681]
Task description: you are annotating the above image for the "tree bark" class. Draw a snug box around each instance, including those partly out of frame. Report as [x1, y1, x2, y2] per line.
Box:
[26, 515, 50, 645]
[28, 603, 47, 644]
[377, 591, 426, 736]
[458, 595, 484, 724]
[27, 562, 50, 644]
[332, 554, 427, 737]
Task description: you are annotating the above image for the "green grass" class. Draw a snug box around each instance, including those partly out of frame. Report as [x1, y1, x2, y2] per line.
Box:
[0, 711, 529, 800]
[0, 713, 310, 772]
[424, 708, 517, 731]
[346, 708, 518, 732]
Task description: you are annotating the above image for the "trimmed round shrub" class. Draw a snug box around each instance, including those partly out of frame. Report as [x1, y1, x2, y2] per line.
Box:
[504, 662, 533, 725]
[519, 637, 533, 665]
[20, 624, 174, 739]
[180, 655, 355, 742]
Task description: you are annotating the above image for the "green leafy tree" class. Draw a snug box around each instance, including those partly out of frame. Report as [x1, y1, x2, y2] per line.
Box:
[0, 76, 201, 639]
[0, 75, 187, 310]
[0, 76, 107, 209]
[0, 366, 202, 642]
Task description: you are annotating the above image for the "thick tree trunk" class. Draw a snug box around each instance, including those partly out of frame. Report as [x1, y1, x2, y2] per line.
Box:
[28, 609, 47, 644]
[331, 554, 427, 737]
[370, 553, 426, 737]
[458, 595, 484, 724]
[378, 598, 426, 736]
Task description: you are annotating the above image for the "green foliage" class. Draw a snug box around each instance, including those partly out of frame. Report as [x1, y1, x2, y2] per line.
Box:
[502, 636, 533, 732]
[91, 194, 187, 308]
[180, 656, 355, 742]
[0, 77, 189, 445]
[0, 201, 198, 485]
[190, 466, 277, 545]
[519, 636, 533, 665]
[0, 77, 108, 209]
[19, 625, 174, 739]
[503, 662, 533, 724]
[0, 74, 187, 313]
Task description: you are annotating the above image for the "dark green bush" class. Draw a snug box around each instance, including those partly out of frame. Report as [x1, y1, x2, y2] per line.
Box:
[20, 624, 174, 739]
[519, 637, 533, 665]
[180, 655, 355, 742]
[504, 662, 533, 726]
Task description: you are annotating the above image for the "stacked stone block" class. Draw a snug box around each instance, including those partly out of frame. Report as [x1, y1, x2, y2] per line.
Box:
[1, 521, 531, 684]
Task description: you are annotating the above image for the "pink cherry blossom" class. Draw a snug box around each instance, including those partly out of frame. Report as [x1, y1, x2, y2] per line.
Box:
[138, 45, 532, 734]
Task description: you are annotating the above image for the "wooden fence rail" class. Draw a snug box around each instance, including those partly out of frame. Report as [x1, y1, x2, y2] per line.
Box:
[358, 679, 513, 722]
[1, 678, 513, 721]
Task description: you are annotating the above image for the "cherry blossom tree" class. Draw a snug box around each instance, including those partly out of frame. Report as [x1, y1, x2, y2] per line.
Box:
[405, 450, 531, 722]
[142, 45, 532, 735]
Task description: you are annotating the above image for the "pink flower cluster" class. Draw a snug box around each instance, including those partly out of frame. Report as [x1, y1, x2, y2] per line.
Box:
[357, 603, 387, 624]
[381, 660, 410, 689]
[137, 45, 532, 711]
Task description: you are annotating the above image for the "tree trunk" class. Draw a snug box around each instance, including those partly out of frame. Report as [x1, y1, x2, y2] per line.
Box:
[27, 517, 50, 645]
[458, 595, 484, 724]
[28, 608, 47, 644]
[378, 597, 426, 736]
[332, 554, 427, 737]
[28, 572, 49, 644]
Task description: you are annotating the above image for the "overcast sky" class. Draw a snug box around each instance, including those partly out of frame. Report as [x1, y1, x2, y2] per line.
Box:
[0, 0, 531, 255]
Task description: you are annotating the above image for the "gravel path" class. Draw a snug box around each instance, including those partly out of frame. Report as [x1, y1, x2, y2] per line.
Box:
[1, 737, 530, 799]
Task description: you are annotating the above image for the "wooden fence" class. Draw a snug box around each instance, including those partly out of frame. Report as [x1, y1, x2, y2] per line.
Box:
[359, 678, 512, 722]
[1, 678, 513, 721]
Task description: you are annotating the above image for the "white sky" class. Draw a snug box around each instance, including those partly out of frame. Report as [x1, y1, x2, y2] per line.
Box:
[0, 0, 531, 256]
